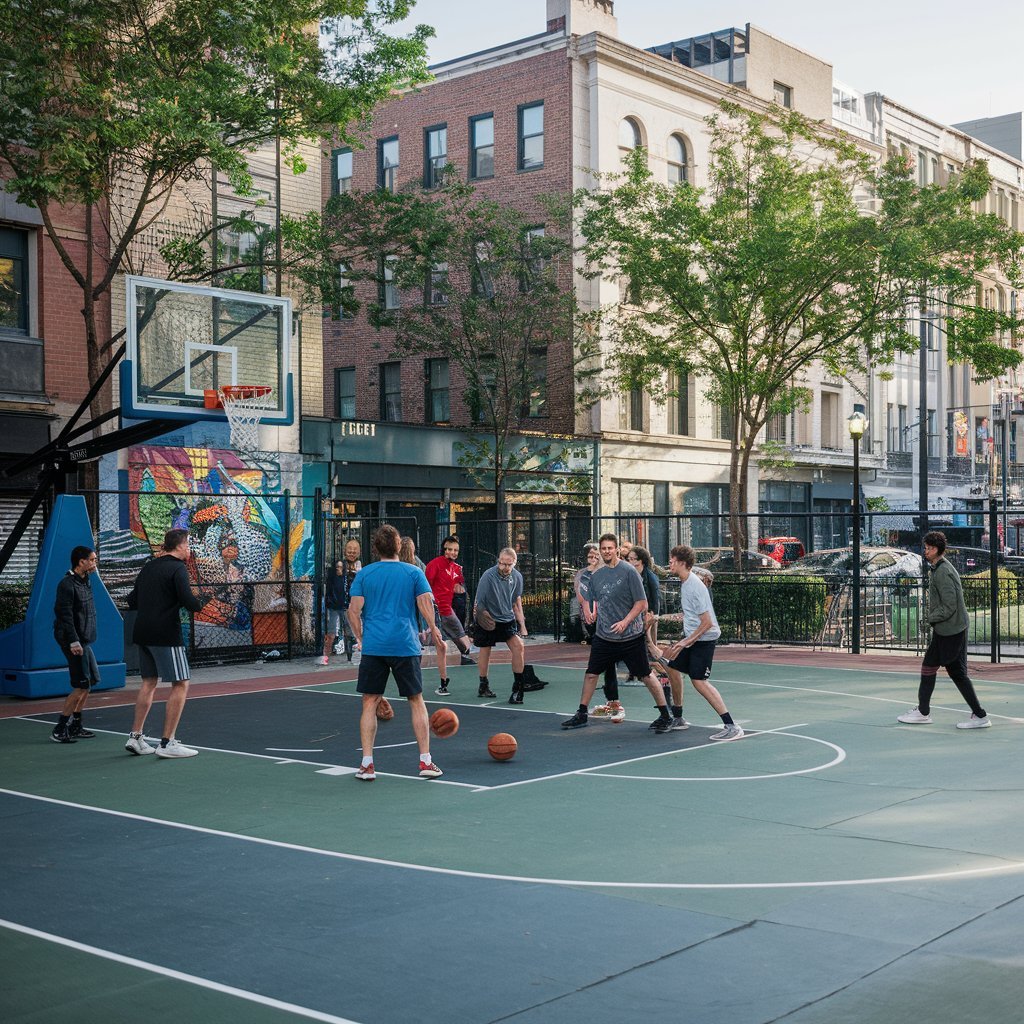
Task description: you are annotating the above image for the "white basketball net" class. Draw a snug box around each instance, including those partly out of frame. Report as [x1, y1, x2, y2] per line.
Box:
[219, 386, 273, 453]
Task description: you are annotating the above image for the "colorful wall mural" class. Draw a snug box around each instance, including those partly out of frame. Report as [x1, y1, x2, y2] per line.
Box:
[97, 445, 315, 654]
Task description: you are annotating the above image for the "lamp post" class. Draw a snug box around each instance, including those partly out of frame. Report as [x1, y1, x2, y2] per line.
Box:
[848, 410, 869, 654]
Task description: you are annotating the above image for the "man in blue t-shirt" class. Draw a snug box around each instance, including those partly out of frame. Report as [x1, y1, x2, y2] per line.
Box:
[347, 524, 445, 781]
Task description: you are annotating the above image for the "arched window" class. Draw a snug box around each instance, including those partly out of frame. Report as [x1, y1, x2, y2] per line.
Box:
[618, 117, 643, 165]
[668, 134, 689, 184]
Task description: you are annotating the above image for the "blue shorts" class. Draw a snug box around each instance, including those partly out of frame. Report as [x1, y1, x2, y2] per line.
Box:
[356, 655, 423, 698]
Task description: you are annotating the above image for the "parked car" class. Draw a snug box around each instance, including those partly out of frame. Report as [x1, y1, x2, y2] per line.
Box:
[695, 547, 778, 572]
[758, 536, 806, 567]
[943, 545, 1024, 576]
[785, 547, 922, 579]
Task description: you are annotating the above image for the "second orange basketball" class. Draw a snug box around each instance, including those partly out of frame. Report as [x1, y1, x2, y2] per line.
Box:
[430, 707, 459, 738]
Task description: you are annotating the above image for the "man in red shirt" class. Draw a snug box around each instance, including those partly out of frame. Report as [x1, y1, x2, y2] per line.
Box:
[424, 535, 476, 690]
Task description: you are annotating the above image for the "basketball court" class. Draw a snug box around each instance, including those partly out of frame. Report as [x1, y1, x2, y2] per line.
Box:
[3, 647, 1024, 1023]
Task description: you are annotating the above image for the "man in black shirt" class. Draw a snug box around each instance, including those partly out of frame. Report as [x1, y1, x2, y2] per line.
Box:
[51, 545, 101, 743]
[125, 528, 204, 758]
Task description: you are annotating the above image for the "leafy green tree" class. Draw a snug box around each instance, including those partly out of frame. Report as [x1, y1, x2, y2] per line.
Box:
[321, 179, 597, 515]
[576, 101, 1024, 551]
[0, 0, 431, 416]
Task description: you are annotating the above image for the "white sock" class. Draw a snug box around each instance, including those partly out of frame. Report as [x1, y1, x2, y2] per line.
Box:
[421, 752, 432, 765]
[361, 756, 373, 767]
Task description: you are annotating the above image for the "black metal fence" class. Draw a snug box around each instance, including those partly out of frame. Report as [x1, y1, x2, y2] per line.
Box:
[3, 492, 1021, 665]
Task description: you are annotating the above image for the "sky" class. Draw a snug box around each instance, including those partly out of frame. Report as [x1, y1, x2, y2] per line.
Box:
[391, 0, 1023, 129]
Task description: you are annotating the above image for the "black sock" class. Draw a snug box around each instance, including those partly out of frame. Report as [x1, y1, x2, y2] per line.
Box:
[578, 704, 588, 716]
[479, 677, 488, 686]
[160, 738, 169, 747]
[672, 705, 682, 718]
[513, 671, 524, 687]
[57, 714, 70, 729]
[72, 712, 82, 721]
[721, 712, 734, 725]
[660, 706, 671, 720]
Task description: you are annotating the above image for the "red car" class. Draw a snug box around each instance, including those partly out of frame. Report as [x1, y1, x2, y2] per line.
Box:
[758, 536, 806, 567]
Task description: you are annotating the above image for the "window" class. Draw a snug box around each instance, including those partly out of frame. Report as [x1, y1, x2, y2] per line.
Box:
[898, 404, 909, 452]
[380, 256, 399, 310]
[472, 241, 495, 298]
[469, 114, 494, 179]
[378, 136, 399, 191]
[618, 118, 642, 164]
[766, 412, 787, 442]
[521, 226, 546, 290]
[424, 124, 447, 188]
[886, 404, 897, 451]
[917, 151, 928, 186]
[427, 262, 448, 306]
[715, 403, 734, 441]
[927, 408, 938, 458]
[667, 134, 689, 185]
[380, 362, 402, 421]
[0, 228, 29, 334]
[525, 348, 547, 417]
[335, 367, 356, 420]
[336, 262, 353, 318]
[667, 370, 692, 435]
[471, 358, 496, 424]
[332, 148, 353, 195]
[773, 82, 792, 108]
[518, 102, 544, 171]
[820, 392, 840, 449]
[629, 387, 645, 431]
[426, 358, 450, 422]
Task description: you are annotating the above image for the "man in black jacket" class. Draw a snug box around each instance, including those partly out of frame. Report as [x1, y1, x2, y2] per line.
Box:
[125, 529, 204, 758]
[51, 545, 100, 744]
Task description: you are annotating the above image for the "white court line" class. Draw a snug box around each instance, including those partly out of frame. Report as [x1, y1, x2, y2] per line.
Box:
[586, 730, 846, 782]
[266, 748, 323, 753]
[714, 677, 1024, 723]
[2, 787, 1021, 890]
[0, 918, 363, 1024]
[474, 724, 811, 792]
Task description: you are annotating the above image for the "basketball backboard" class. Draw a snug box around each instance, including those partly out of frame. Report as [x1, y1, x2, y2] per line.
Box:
[120, 275, 293, 425]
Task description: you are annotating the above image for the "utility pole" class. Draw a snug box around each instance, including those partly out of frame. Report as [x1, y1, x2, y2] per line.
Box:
[918, 301, 929, 537]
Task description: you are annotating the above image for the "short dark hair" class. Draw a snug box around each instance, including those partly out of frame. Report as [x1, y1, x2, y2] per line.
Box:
[443, 534, 459, 547]
[163, 529, 189, 552]
[630, 545, 652, 570]
[923, 530, 947, 554]
[70, 545, 94, 568]
[669, 544, 696, 568]
[372, 523, 401, 559]
[598, 532, 618, 546]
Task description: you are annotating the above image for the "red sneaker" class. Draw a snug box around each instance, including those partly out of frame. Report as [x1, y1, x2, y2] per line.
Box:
[355, 763, 375, 781]
[419, 760, 443, 778]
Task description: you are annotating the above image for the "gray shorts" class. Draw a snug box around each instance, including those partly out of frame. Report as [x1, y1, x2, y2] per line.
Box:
[325, 608, 343, 635]
[138, 644, 191, 683]
[438, 611, 467, 641]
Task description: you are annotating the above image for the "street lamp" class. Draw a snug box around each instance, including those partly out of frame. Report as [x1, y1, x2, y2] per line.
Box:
[848, 410, 869, 654]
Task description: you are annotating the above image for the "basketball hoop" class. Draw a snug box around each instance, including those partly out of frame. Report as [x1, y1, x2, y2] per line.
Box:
[216, 385, 273, 453]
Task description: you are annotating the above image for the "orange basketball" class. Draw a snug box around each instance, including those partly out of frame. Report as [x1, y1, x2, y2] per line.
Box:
[376, 697, 394, 721]
[488, 733, 517, 761]
[430, 707, 459, 738]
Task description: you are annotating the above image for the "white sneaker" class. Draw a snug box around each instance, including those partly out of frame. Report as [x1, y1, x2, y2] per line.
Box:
[897, 708, 932, 724]
[125, 733, 155, 756]
[591, 703, 613, 719]
[608, 701, 626, 724]
[319, 655, 329, 666]
[155, 739, 198, 758]
[709, 724, 744, 741]
[956, 714, 991, 729]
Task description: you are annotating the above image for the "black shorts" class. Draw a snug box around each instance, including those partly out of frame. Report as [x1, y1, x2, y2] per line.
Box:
[923, 629, 968, 670]
[471, 620, 520, 648]
[62, 643, 100, 689]
[357, 654, 423, 698]
[668, 640, 716, 680]
[586, 635, 650, 679]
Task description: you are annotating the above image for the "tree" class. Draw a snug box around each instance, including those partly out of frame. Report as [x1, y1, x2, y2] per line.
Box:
[0, 0, 432, 419]
[321, 178, 598, 516]
[576, 102, 1024, 553]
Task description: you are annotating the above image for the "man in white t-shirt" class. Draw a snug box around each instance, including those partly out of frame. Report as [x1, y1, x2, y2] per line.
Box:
[659, 544, 743, 741]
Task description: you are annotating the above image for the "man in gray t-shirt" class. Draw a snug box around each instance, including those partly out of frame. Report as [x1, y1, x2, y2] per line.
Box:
[562, 534, 675, 731]
[472, 548, 529, 703]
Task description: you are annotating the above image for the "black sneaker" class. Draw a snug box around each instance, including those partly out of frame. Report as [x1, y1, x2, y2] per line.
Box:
[68, 722, 95, 739]
[651, 716, 673, 734]
[561, 710, 588, 729]
[508, 689, 523, 705]
[478, 685, 496, 698]
[435, 681, 450, 696]
[50, 727, 76, 744]
[459, 656, 476, 666]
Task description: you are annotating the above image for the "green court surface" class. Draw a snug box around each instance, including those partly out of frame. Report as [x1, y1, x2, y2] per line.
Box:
[3, 656, 1024, 1023]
